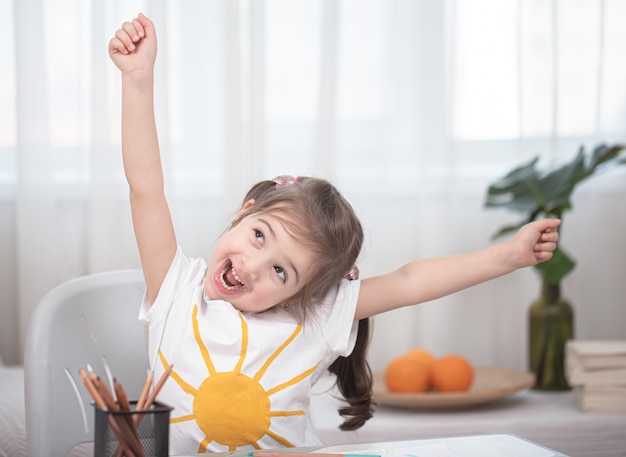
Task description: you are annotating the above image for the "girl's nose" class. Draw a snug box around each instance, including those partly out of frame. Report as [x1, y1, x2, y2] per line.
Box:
[242, 256, 261, 282]
[242, 247, 274, 283]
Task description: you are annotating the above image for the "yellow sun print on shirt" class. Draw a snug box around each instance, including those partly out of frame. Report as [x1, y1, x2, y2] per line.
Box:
[159, 304, 319, 453]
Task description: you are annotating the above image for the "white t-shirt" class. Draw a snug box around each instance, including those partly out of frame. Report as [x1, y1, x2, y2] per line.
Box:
[139, 246, 360, 455]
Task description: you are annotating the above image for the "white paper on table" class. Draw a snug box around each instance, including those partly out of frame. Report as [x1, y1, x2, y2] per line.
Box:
[314, 443, 453, 457]
[315, 434, 561, 457]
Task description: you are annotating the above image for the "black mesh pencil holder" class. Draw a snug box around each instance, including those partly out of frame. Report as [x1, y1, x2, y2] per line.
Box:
[94, 401, 172, 457]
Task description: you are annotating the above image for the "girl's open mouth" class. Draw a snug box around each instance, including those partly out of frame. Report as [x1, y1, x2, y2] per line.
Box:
[218, 260, 245, 292]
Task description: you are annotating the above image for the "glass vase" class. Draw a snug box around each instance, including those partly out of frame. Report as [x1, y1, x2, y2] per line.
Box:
[528, 280, 574, 390]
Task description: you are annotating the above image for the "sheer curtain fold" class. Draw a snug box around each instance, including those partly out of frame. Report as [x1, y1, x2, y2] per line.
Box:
[314, 0, 339, 169]
[88, 4, 122, 273]
[1, 0, 625, 367]
[14, 0, 58, 359]
[222, 0, 248, 209]
[248, 0, 267, 184]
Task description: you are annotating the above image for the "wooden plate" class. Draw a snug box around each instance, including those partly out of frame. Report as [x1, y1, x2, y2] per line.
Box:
[373, 366, 535, 410]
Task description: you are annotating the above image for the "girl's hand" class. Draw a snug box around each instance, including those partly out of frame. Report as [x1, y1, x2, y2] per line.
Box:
[511, 218, 561, 268]
[108, 13, 157, 74]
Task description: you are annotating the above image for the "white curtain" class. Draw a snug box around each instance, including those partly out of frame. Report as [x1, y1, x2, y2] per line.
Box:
[1, 0, 625, 371]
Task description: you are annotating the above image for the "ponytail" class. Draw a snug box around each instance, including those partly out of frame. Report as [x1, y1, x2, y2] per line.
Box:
[327, 318, 376, 431]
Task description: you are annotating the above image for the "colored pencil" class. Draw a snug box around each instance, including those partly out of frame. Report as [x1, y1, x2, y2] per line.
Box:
[136, 370, 154, 411]
[141, 364, 173, 411]
[112, 380, 143, 457]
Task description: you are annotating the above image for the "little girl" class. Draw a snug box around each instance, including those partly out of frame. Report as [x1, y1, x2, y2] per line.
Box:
[109, 14, 560, 455]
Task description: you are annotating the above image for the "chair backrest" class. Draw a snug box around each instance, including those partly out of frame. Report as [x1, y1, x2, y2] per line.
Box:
[24, 269, 148, 457]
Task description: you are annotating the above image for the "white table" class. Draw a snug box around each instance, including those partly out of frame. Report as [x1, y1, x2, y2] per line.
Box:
[310, 384, 626, 457]
[67, 379, 626, 457]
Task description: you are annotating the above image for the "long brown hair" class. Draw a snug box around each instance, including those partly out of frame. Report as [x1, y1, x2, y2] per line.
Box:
[328, 318, 375, 430]
[236, 177, 375, 430]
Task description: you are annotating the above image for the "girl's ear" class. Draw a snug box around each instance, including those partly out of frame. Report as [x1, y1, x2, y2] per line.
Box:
[234, 199, 255, 220]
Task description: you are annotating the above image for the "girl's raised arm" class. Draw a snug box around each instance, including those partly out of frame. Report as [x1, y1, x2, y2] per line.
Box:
[355, 218, 560, 320]
[109, 14, 176, 303]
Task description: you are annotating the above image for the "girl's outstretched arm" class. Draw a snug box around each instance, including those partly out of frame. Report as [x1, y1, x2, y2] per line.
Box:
[355, 218, 560, 320]
[109, 14, 176, 303]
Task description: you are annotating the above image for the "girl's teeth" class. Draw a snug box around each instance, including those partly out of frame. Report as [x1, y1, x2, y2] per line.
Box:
[231, 266, 243, 285]
[221, 263, 244, 291]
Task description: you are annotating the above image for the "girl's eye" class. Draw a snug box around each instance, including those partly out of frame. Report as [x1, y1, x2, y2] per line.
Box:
[274, 266, 286, 282]
[254, 229, 265, 244]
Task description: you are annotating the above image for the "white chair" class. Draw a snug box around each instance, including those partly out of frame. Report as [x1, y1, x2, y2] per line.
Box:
[24, 269, 148, 457]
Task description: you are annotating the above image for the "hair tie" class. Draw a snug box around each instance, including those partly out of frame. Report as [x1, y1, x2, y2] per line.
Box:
[273, 175, 299, 188]
[344, 265, 359, 281]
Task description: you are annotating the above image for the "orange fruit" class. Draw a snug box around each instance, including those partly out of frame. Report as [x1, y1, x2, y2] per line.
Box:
[431, 354, 474, 392]
[403, 348, 436, 371]
[384, 356, 430, 393]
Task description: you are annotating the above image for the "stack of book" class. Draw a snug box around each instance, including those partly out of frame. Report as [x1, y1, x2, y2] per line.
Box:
[566, 340, 626, 413]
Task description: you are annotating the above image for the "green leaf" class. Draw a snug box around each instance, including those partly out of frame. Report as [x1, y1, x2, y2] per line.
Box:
[485, 157, 543, 212]
[534, 150, 585, 213]
[490, 223, 524, 241]
[589, 144, 625, 172]
[485, 151, 585, 216]
[533, 247, 576, 285]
